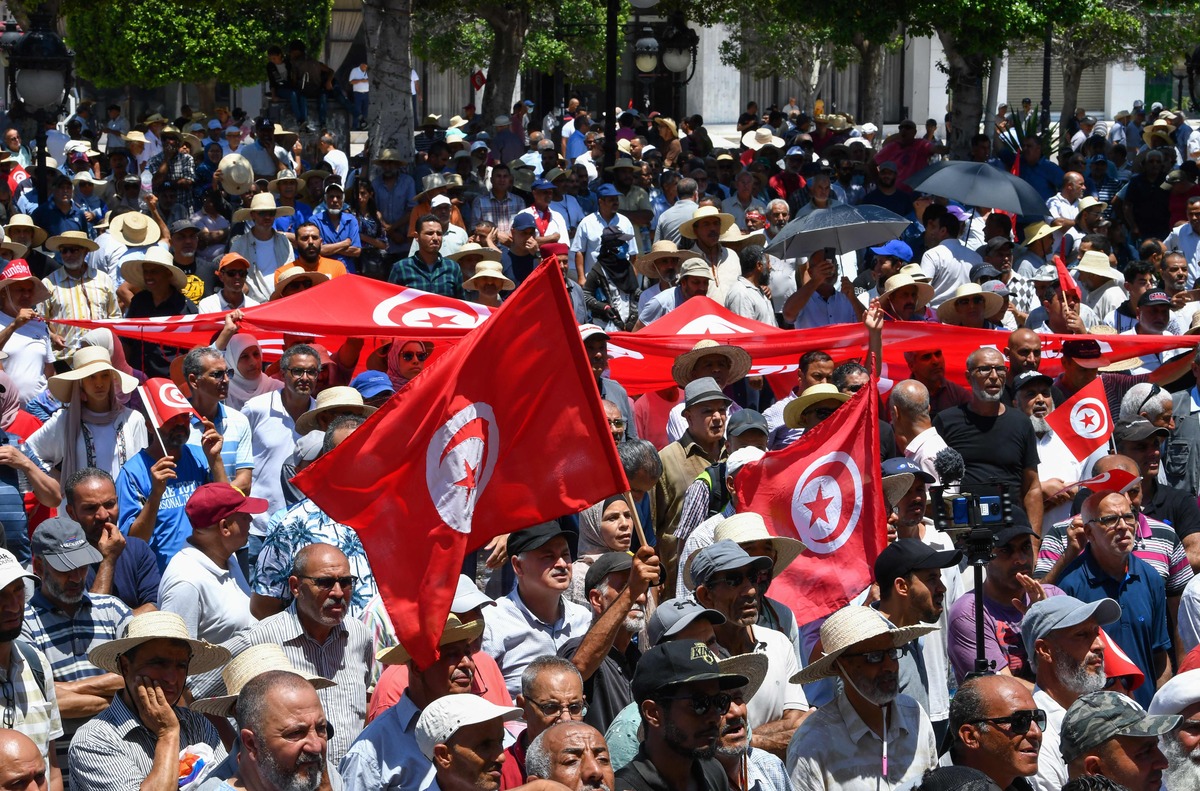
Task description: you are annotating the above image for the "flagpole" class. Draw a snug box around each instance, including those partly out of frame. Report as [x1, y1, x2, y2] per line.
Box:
[624, 490, 658, 624]
[137, 385, 167, 453]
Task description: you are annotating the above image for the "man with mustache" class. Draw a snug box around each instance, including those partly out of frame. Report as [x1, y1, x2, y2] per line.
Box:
[947, 675, 1044, 791]
[709, 654, 789, 791]
[1062, 691, 1177, 791]
[1147, 669, 1200, 791]
[1021, 596, 1123, 791]
[527, 722, 614, 791]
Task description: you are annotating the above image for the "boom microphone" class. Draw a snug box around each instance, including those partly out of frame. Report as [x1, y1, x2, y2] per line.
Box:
[933, 447, 965, 493]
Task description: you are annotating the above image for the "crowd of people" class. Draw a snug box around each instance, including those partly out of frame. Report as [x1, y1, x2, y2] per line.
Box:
[4, 76, 1200, 791]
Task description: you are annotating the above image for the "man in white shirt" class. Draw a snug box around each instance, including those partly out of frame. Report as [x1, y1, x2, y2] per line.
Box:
[1164, 195, 1200, 286]
[348, 62, 369, 130]
[920, 204, 982, 309]
[320, 132, 349, 183]
[0, 259, 54, 405]
[1046, 172, 1084, 229]
[889, 379, 949, 484]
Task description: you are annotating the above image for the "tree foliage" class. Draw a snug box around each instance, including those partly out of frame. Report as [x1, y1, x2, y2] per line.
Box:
[61, 0, 333, 88]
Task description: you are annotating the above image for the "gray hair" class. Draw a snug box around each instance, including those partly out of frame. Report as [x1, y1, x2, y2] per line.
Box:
[234, 669, 315, 732]
[519, 655, 582, 699]
[525, 728, 554, 778]
[320, 413, 367, 456]
[1119, 382, 1171, 422]
[767, 198, 789, 214]
[1080, 491, 1128, 526]
[280, 343, 319, 371]
[948, 676, 990, 748]
[617, 438, 662, 479]
[182, 345, 224, 380]
[676, 178, 698, 200]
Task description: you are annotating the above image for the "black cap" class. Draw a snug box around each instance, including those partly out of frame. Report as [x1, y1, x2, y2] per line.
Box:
[584, 551, 633, 595]
[1138, 289, 1171, 308]
[969, 262, 1001, 281]
[506, 522, 577, 558]
[169, 218, 200, 235]
[993, 523, 1038, 548]
[631, 641, 749, 701]
[1114, 417, 1169, 443]
[1012, 369, 1053, 393]
[873, 538, 961, 591]
[255, 116, 273, 130]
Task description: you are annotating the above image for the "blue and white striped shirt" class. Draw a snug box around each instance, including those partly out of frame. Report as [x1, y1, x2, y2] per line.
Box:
[21, 590, 132, 682]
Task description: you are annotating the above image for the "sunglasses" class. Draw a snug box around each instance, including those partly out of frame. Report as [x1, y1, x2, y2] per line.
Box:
[400, 350, 430, 363]
[1088, 512, 1136, 530]
[1137, 384, 1162, 415]
[967, 709, 1047, 734]
[956, 295, 986, 307]
[710, 568, 771, 589]
[299, 575, 356, 591]
[661, 692, 732, 716]
[845, 647, 900, 664]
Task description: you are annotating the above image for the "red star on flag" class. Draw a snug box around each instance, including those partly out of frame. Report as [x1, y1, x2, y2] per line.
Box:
[804, 484, 834, 526]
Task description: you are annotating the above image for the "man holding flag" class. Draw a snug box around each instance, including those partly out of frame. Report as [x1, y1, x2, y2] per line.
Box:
[1053, 338, 1194, 417]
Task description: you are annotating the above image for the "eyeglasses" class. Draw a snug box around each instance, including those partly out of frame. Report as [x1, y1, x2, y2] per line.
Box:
[287, 366, 320, 378]
[956, 296, 987, 307]
[400, 350, 431, 363]
[300, 575, 356, 591]
[531, 700, 588, 719]
[661, 692, 732, 716]
[205, 369, 233, 380]
[971, 365, 1007, 376]
[607, 418, 626, 428]
[1137, 384, 1162, 415]
[1, 677, 11, 728]
[1088, 512, 1136, 530]
[845, 647, 900, 664]
[967, 708, 1047, 734]
[222, 269, 249, 278]
[709, 568, 771, 589]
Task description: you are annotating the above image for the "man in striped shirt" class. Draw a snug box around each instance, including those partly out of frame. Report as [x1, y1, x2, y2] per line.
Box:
[39, 231, 121, 364]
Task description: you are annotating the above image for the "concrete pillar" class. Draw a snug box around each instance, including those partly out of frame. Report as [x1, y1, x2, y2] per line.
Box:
[905, 36, 949, 124]
[1106, 61, 1144, 118]
[690, 24, 741, 124]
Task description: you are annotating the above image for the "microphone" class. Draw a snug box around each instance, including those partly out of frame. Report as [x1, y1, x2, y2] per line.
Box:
[933, 447, 965, 494]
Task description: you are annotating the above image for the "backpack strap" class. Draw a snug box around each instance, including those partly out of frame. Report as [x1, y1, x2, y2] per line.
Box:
[12, 638, 48, 700]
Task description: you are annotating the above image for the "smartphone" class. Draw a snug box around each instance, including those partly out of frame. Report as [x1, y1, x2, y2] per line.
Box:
[823, 246, 837, 261]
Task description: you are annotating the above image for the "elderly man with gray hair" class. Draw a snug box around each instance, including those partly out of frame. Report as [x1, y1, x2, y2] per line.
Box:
[527, 721, 615, 791]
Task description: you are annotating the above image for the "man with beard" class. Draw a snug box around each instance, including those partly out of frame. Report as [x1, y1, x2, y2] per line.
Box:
[184, 346, 255, 493]
[311, 182, 361, 272]
[873, 538, 963, 744]
[225, 543, 372, 766]
[634, 241, 687, 318]
[655, 379, 729, 558]
[707, 654, 788, 791]
[288, 220, 350, 281]
[417, 695, 555, 791]
[947, 675, 1044, 791]
[168, 218, 217, 302]
[526, 722, 615, 791]
[1061, 691, 1177, 791]
[1021, 596, 1123, 791]
[209, 670, 331, 791]
[1004, 329, 1052, 400]
[787, 605, 939, 791]
[1159, 251, 1199, 330]
[559, 549, 660, 732]
[1147, 669, 1200, 791]
[692, 541, 809, 756]
[615, 640, 749, 791]
[860, 160, 915, 218]
[935, 347, 1043, 532]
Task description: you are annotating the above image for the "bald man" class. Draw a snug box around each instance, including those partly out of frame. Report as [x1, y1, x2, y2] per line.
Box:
[0, 729, 49, 791]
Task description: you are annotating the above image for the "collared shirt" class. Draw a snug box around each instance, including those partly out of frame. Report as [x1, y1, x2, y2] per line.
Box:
[1045, 192, 1079, 223]
[372, 175, 417, 224]
[159, 545, 254, 644]
[252, 498, 377, 617]
[725, 276, 776, 325]
[638, 286, 688, 325]
[221, 604, 373, 765]
[1032, 687, 1068, 791]
[242, 389, 315, 536]
[904, 426, 949, 484]
[557, 635, 639, 733]
[570, 212, 637, 278]
[482, 586, 594, 699]
[146, 151, 196, 183]
[1164, 222, 1200, 286]
[40, 267, 122, 359]
[187, 402, 254, 480]
[786, 692, 937, 791]
[339, 691, 434, 791]
[387, 253, 465, 299]
[312, 212, 362, 271]
[792, 289, 857, 329]
[69, 693, 224, 791]
[747, 748, 792, 791]
[22, 591, 131, 683]
[1037, 512, 1192, 596]
[238, 141, 292, 179]
[471, 192, 525, 236]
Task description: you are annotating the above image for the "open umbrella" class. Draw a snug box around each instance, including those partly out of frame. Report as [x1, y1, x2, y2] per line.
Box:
[766, 203, 912, 259]
[906, 160, 1046, 216]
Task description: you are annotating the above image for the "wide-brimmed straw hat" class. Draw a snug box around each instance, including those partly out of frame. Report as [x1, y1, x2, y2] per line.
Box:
[742, 128, 785, 150]
[217, 152, 254, 195]
[1022, 221, 1057, 247]
[463, 260, 516, 292]
[268, 170, 303, 191]
[878, 273, 934, 312]
[4, 214, 47, 247]
[233, 193, 296, 223]
[447, 243, 501, 264]
[49, 346, 139, 403]
[0, 259, 51, 304]
[377, 614, 484, 666]
[720, 226, 768, 248]
[635, 240, 696, 278]
[783, 383, 850, 428]
[789, 605, 938, 685]
[270, 266, 330, 301]
[679, 206, 737, 239]
[1088, 325, 1143, 373]
[109, 211, 162, 247]
[295, 386, 377, 435]
[415, 173, 455, 204]
[720, 652, 769, 700]
[936, 283, 1005, 324]
[712, 512, 804, 581]
[121, 246, 187, 291]
[191, 643, 336, 717]
[88, 611, 230, 675]
[45, 230, 99, 253]
[0, 241, 27, 260]
[671, 339, 752, 388]
[1075, 250, 1120, 281]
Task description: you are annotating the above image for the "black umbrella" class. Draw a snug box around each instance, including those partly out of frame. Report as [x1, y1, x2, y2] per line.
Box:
[766, 203, 912, 259]
[906, 160, 1046, 216]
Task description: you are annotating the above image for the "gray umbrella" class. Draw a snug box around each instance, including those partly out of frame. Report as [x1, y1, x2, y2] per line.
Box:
[765, 203, 912, 259]
[906, 160, 1046, 215]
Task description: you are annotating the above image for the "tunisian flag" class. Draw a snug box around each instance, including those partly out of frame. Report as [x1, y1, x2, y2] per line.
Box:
[294, 261, 628, 667]
[1045, 377, 1113, 462]
[734, 382, 886, 623]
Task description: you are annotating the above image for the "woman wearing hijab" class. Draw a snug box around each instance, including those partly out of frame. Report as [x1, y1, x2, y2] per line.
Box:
[583, 227, 641, 332]
[386, 340, 431, 392]
[218, 332, 282, 411]
[568, 495, 634, 605]
[27, 346, 147, 493]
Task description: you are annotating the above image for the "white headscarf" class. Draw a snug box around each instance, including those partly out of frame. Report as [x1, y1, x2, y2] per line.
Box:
[224, 333, 282, 410]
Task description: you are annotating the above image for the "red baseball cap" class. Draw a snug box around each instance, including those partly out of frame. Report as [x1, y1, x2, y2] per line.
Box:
[186, 483, 269, 529]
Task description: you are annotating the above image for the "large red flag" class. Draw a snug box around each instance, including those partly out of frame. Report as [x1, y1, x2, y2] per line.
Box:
[293, 261, 628, 667]
[734, 382, 886, 623]
[1044, 376, 1113, 462]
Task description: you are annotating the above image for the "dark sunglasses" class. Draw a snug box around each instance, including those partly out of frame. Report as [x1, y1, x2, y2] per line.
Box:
[845, 647, 900, 664]
[300, 575, 356, 591]
[710, 568, 771, 589]
[1137, 384, 1162, 415]
[400, 350, 431, 363]
[662, 692, 732, 716]
[967, 708, 1047, 734]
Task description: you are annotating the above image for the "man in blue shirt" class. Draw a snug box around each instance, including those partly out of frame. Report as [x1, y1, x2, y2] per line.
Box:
[311, 181, 361, 273]
[31, 174, 90, 238]
[1056, 490, 1171, 709]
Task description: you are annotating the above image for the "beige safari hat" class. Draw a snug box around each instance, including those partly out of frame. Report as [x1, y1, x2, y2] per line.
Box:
[190, 643, 336, 717]
[789, 605, 937, 685]
[4, 214, 47, 247]
[49, 346, 139, 403]
[679, 206, 736, 239]
[109, 211, 162, 247]
[295, 386, 377, 435]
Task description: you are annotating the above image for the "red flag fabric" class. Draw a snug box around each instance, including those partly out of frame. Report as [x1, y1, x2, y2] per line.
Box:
[138, 378, 199, 428]
[7, 164, 29, 196]
[293, 260, 627, 667]
[1065, 467, 1139, 494]
[734, 382, 886, 623]
[1044, 377, 1113, 462]
[1054, 255, 1081, 302]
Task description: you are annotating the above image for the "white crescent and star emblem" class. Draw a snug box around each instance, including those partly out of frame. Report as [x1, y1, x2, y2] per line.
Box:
[676, 315, 754, 335]
[1069, 397, 1109, 440]
[425, 403, 500, 534]
[372, 292, 490, 330]
[158, 382, 192, 410]
[790, 451, 863, 555]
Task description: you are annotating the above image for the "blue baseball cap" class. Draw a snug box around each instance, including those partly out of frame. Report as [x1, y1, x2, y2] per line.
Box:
[881, 457, 934, 484]
[869, 240, 913, 261]
[512, 213, 537, 231]
[350, 370, 394, 401]
[596, 183, 621, 198]
[531, 178, 555, 191]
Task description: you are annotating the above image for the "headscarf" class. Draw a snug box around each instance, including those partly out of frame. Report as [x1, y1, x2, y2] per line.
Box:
[81, 328, 139, 404]
[0, 370, 19, 429]
[577, 495, 630, 558]
[596, 234, 639, 296]
[59, 357, 131, 489]
[386, 340, 431, 392]
[225, 333, 282, 409]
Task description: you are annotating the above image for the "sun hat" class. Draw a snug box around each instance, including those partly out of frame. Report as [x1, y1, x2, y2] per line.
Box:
[120, 246, 187, 291]
[719, 652, 769, 700]
[789, 605, 938, 685]
[452, 574, 495, 614]
[232, 192, 296, 223]
[108, 211, 162, 247]
[712, 512, 804, 581]
[447, 242, 502, 264]
[683, 376, 731, 408]
[897, 263, 931, 283]
[670, 339, 752, 388]
[217, 153, 254, 195]
[783, 383, 850, 428]
[679, 206, 737, 239]
[936, 282, 1005, 324]
[295, 386, 377, 435]
[462, 260, 516, 292]
[185, 482, 270, 530]
[1022, 221, 1057, 247]
[652, 117, 678, 137]
[741, 127, 785, 151]
[0, 241, 27, 260]
[270, 266, 330, 301]
[719, 226, 768, 248]
[0, 259, 51, 304]
[415, 172, 454, 204]
[377, 613, 484, 666]
[123, 130, 149, 145]
[268, 170, 303, 192]
[48, 346, 139, 403]
[1075, 250, 1119, 282]
[416, 693, 521, 760]
[45, 230, 99, 253]
[89, 611, 230, 675]
[1077, 196, 1107, 213]
[4, 215, 47, 247]
[878, 273, 934, 312]
[190, 642, 337, 717]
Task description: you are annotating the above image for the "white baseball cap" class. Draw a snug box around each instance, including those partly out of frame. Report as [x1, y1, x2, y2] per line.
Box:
[415, 695, 521, 759]
[452, 575, 495, 614]
[0, 548, 37, 591]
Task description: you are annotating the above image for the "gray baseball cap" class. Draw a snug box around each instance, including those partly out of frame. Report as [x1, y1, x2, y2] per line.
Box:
[726, 409, 768, 437]
[647, 597, 726, 646]
[1060, 691, 1180, 763]
[1020, 596, 1121, 672]
[1031, 264, 1060, 284]
[32, 517, 103, 572]
[688, 540, 771, 589]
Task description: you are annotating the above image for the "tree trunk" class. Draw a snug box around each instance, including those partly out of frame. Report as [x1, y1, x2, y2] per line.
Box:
[1058, 52, 1084, 164]
[937, 29, 987, 162]
[854, 36, 885, 133]
[478, 8, 530, 124]
[985, 54, 1002, 132]
[194, 78, 217, 115]
[362, 0, 414, 164]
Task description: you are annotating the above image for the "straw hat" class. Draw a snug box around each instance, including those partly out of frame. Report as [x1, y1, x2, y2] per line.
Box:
[377, 149, 408, 164]
[295, 386, 378, 435]
[1089, 325, 1143, 373]
[108, 211, 162, 247]
[45, 230, 99, 253]
[936, 283, 1005, 324]
[181, 133, 203, 155]
[635, 240, 696, 279]
[720, 226, 767, 249]
[88, 611, 230, 675]
[123, 130, 149, 145]
[463, 260, 516, 292]
[415, 173, 455, 204]
[719, 652, 769, 700]
[679, 206, 736, 239]
[272, 124, 298, 149]
[268, 170, 303, 191]
[191, 643, 336, 717]
[789, 605, 937, 685]
[49, 346, 139, 403]
[671, 339, 753, 388]
[0, 241, 27, 260]
[121, 246, 187, 291]
[4, 215, 47, 247]
[233, 193, 296, 223]
[878, 273, 934, 312]
[741, 128, 785, 151]
[783, 383, 850, 428]
[1077, 196, 1107, 213]
[446, 115, 468, 130]
[1075, 249, 1120, 281]
[0, 259, 51, 304]
[712, 512, 804, 581]
[897, 263, 931, 283]
[447, 243, 501, 264]
[1022, 221, 1057, 247]
[271, 266, 331, 301]
[377, 614, 484, 666]
[653, 117, 678, 138]
[71, 171, 107, 186]
[217, 153, 254, 195]
[1142, 120, 1174, 148]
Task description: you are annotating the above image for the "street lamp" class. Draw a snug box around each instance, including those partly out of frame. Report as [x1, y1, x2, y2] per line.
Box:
[3, 13, 72, 206]
[634, 28, 659, 111]
[660, 13, 699, 84]
[1172, 55, 1189, 110]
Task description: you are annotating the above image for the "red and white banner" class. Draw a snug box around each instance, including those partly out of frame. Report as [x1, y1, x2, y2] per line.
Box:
[1045, 377, 1113, 462]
